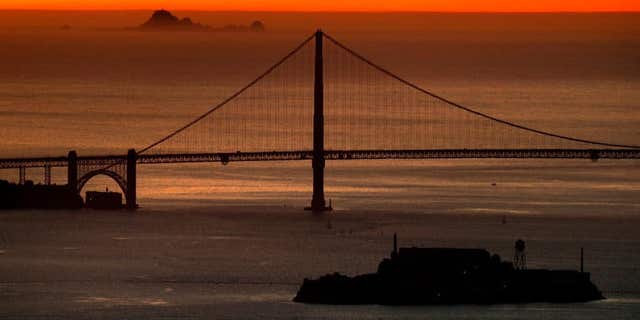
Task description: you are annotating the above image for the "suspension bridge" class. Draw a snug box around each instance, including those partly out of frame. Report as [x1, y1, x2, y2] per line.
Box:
[1, 30, 639, 211]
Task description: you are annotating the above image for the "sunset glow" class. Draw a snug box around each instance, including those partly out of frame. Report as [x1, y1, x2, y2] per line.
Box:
[2, 0, 640, 12]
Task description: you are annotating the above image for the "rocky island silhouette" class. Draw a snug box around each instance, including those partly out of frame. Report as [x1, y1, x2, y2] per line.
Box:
[294, 235, 604, 305]
[138, 10, 265, 32]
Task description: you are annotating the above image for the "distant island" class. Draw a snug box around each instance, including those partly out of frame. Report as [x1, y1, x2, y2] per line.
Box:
[138, 10, 265, 32]
[294, 236, 604, 305]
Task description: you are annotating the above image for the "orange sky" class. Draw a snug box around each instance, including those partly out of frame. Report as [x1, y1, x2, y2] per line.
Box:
[2, 1, 640, 12]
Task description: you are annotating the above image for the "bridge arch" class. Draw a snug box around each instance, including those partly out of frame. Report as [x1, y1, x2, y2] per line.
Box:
[77, 169, 129, 205]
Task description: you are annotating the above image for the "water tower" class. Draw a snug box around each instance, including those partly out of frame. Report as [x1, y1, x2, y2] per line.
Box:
[514, 239, 527, 270]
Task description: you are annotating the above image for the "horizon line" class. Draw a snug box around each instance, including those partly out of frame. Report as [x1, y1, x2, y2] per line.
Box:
[1, 9, 640, 14]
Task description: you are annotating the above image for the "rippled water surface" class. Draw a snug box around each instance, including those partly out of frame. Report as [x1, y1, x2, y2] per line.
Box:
[0, 12, 639, 319]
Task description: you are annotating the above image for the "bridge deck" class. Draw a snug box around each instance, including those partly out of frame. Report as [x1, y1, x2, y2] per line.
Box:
[1, 149, 639, 169]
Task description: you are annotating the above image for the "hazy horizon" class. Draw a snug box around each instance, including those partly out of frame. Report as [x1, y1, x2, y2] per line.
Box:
[1, 10, 639, 33]
[2, 9, 640, 12]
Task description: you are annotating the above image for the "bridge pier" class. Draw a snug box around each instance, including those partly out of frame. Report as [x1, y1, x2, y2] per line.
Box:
[126, 148, 137, 210]
[306, 30, 331, 213]
[18, 167, 25, 185]
[67, 150, 77, 191]
[44, 165, 51, 185]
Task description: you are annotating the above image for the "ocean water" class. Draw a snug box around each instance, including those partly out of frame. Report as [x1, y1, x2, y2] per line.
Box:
[0, 12, 639, 319]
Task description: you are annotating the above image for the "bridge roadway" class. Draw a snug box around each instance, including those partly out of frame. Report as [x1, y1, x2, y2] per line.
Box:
[1, 149, 640, 169]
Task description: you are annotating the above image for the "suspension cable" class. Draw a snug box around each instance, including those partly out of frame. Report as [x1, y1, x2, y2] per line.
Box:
[323, 32, 640, 149]
[138, 32, 316, 154]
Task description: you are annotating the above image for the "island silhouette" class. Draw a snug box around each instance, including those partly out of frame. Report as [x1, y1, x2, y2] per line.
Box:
[138, 9, 265, 32]
[294, 235, 604, 305]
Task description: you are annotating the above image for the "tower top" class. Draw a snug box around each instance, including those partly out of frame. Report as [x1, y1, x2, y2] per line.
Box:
[392, 233, 398, 258]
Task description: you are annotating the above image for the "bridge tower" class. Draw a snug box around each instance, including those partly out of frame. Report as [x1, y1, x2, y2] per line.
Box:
[307, 30, 332, 212]
[514, 239, 527, 270]
[67, 150, 78, 191]
[18, 167, 26, 185]
[44, 165, 52, 185]
[126, 148, 137, 210]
